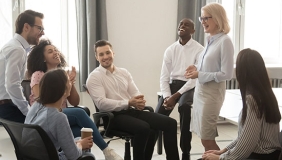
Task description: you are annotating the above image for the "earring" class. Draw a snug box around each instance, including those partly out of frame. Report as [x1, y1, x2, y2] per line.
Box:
[44, 60, 46, 62]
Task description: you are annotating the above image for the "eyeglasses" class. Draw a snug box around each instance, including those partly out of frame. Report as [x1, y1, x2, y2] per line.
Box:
[199, 17, 212, 23]
[29, 24, 44, 33]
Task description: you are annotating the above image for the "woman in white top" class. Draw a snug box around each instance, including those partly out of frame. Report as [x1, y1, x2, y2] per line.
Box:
[185, 2, 234, 151]
[202, 49, 281, 160]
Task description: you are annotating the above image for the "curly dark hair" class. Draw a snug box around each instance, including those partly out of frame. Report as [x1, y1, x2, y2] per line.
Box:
[27, 39, 67, 79]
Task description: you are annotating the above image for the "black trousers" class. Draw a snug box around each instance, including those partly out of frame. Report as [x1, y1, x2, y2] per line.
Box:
[111, 109, 180, 160]
[0, 102, 25, 123]
[156, 80, 194, 158]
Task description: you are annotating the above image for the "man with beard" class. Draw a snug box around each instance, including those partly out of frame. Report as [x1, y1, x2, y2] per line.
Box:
[0, 10, 44, 123]
[86, 40, 180, 160]
[155, 18, 204, 160]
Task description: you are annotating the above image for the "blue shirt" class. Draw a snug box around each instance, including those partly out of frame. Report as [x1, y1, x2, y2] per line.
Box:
[25, 102, 82, 160]
[197, 33, 234, 84]
[0, 34, 31, 115]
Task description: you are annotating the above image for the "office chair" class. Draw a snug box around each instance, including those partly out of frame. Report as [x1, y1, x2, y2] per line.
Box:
[0, 118, 95, 160]
[82, 84, 154, 160]
[21, 80, 91, 116]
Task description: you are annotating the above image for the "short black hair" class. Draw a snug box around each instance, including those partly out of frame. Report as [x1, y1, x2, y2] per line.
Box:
[15, 10, 44, 34]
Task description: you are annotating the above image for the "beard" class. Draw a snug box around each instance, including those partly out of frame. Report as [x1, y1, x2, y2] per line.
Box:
[27, 34, 39, 45]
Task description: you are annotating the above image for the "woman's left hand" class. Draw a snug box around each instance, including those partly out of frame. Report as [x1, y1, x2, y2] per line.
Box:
[68, 66, 76, 85]
[202, 153, 220, 160]
[185, 71, 198, 79]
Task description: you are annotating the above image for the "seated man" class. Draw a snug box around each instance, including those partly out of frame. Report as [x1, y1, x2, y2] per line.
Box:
[86, 40, 180, 160]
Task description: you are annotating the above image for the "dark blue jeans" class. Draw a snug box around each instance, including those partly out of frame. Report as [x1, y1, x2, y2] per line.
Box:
[62, 107, 107, 150]
[0, 102, 26, 123]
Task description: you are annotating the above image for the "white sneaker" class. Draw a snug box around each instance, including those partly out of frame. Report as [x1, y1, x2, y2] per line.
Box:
[103, 147, 123, 160]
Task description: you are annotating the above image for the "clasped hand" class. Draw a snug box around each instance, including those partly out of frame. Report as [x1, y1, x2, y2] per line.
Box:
[184, 65, 198, 79]
[129, 95, 146, 110]
[201, 149, 225, 160]
[163, 96, 177, 110]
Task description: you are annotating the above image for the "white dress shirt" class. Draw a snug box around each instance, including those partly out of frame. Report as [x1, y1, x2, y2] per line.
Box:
[86, 65, 140, 112]
[0, 34, 31, 115]
[160, 38, 204, 98]
[197, 33, 234, 84]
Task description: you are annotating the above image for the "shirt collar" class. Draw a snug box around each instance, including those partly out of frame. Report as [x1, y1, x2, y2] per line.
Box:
[207, 32, 224, 44]
[14, 33, 31, 53]
[177, 37, 194, 46]
[98, 65, 118, 75]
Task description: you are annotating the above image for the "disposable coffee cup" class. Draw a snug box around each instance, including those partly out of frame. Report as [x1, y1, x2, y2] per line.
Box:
[81, 128, 93, 139]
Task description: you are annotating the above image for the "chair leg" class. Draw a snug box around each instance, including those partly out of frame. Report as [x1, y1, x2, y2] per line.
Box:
[124, 137, 131, 160]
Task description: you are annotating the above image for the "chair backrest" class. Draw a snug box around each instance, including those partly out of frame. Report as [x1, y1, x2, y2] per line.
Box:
[0, 118, 59, 160]
[82, 84, 107, 128]
[82, 84, 100, 112]
[21, 80, 31, 105]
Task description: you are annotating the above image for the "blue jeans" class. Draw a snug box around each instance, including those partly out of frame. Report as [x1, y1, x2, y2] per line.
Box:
[62, 107, 107, 150]
[0, 102, 26, 123]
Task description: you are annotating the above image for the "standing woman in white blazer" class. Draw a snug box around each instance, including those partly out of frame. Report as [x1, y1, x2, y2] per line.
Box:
[185, 2, 234, 151]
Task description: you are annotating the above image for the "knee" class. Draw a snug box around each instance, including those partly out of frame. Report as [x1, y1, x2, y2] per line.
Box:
[165, 117, 177, 131]
[135, 123, 151, 135]
[201, 139, 215, 148]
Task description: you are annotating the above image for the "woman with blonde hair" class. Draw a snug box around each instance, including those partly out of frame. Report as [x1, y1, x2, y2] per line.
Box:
[185, 2, 234, 151]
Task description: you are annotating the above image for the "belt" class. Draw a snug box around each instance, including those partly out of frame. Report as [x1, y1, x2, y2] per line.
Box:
[171, 80, 186, 84]
[0, 99, 12, 105]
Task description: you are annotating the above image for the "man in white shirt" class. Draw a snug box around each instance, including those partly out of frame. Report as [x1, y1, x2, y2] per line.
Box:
[156, 18, 204, 160]
[0, 10, 44, 123]
[86, 40, 180, 160]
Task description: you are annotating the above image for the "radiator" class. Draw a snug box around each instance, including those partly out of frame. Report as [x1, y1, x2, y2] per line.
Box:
[226, 78, 282, 89]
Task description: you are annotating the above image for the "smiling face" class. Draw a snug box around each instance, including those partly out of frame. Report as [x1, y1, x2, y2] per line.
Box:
[43, 45, 61, 69]
[96, 45, 114, 70]
[26, 17, 45, 45]
[178, 18, 195, 38]
[201, 10, 218, 36]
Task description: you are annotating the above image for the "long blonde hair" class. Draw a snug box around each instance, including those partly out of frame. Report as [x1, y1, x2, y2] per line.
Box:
[202, 2, 230, 34]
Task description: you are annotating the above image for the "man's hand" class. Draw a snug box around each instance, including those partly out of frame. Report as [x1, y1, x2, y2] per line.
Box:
[129, 95, 146, 110]
[163, 92, 180, 110]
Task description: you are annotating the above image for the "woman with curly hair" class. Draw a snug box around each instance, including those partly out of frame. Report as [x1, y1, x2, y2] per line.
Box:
[27, 39, 122, 160]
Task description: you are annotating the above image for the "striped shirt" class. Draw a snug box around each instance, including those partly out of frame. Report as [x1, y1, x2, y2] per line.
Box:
[220, 95, 281, 160]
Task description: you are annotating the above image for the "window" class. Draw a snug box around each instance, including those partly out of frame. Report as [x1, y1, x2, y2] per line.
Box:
[0, 0, 12, 48]
[0, 0, 78, 68]
[222, 0, 282, 64]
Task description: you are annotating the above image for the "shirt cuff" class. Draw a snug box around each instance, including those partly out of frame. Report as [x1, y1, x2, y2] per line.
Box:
[121, 100, 130, 110]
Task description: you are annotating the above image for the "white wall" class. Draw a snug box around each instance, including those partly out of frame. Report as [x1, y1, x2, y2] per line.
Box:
[80, 0, 180, 121]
